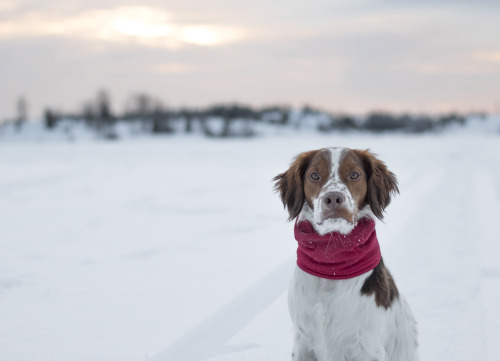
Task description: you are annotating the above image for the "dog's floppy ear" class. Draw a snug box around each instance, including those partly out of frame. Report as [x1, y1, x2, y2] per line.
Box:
[273, 150, 319, 221]
[354, 149, 399, 220]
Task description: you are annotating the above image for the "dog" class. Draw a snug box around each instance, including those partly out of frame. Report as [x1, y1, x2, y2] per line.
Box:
[274, 147, 419, 361]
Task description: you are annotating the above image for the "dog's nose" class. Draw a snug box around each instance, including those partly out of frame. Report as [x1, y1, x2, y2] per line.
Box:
[323, 192, 345, 210]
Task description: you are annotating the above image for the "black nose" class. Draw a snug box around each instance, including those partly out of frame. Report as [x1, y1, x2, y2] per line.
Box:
[323, 192, 345, 210]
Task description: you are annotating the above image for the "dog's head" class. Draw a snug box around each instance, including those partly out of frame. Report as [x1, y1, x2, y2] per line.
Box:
[273, 148, 398, 235]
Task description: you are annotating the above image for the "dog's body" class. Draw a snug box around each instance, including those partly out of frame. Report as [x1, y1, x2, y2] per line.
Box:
[288, 264, 418, 361]
[274, 147, 419, 361]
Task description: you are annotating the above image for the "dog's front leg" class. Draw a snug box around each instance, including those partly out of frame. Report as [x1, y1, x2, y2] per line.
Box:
[343, 344, 386, 361]
[291, 331, 318, 361]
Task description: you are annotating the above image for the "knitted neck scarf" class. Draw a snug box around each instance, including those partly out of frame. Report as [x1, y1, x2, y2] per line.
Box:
[294, 217, 381, 280]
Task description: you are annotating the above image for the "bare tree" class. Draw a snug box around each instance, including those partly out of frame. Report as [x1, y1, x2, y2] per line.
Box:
[96, 89, 114, 125]
[15, 97, 28, 131]
[44, 108, 58, 129]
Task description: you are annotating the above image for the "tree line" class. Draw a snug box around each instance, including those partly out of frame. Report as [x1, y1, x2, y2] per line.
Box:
[5, 90, 480, 138]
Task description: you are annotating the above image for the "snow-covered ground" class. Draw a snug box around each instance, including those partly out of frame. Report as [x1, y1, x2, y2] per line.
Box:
[1, 131, 500, 361]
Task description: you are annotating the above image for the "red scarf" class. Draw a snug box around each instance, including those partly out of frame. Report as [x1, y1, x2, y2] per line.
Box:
[294, 218, 381, 280]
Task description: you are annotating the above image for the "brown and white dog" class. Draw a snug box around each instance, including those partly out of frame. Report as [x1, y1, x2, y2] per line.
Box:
[274, 147, 419, 361]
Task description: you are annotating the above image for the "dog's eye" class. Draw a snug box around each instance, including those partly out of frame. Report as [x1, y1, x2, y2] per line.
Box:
[350, 171, 360, 180]
[310, 172, 320, 181]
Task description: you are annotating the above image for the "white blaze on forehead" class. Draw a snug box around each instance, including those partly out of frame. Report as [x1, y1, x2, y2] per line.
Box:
[320, 147, 352, 197]
[328, 147, 345, 180]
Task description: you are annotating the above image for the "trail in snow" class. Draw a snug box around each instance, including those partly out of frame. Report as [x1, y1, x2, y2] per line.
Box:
[384, 154, 486, 361]
[149, 260, 294, 361]
[376, 168, 445, 246]
[474, 174, 500, 361]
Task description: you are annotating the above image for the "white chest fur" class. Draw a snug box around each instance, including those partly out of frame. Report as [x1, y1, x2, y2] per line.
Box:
[288, 266, 419, 361]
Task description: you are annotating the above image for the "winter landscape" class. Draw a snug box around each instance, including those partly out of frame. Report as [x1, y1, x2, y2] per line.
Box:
[1, 117, 499, 361]
[3, 0, 500, 359]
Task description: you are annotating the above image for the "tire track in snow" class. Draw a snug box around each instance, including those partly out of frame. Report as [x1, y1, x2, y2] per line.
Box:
[376, 169, 445, 246]
[148, 259, 294, 361]
[474, 174, 500, 271]
[474, 174, 500, 361]
[385, 163, 486, 361]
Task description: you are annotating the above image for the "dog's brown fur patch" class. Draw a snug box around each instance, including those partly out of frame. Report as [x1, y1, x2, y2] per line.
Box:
[361, 258, 399, 309]
[352, 149, 399, 219]
[273, 150, 322, 220]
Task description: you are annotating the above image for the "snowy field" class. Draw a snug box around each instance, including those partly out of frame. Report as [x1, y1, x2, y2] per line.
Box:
[1, 131, 500, 361]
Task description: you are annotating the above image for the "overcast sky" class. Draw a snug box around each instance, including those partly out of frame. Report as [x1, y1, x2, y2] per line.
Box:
[1, 0, 500, 119]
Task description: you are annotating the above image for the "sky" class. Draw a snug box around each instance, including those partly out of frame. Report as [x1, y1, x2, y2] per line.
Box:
[1, 0, 500, 120]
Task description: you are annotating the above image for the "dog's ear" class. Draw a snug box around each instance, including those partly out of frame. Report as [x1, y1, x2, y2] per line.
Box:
[273, 150, 319, 221]
[354, 149, 399, 220]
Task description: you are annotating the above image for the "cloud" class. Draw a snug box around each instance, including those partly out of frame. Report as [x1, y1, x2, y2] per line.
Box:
[0, 6, 246, 48]
[476, 51, 500, 63]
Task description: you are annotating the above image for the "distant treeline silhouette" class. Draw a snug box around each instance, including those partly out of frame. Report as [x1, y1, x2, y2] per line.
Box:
[37, 90, 479, 138]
